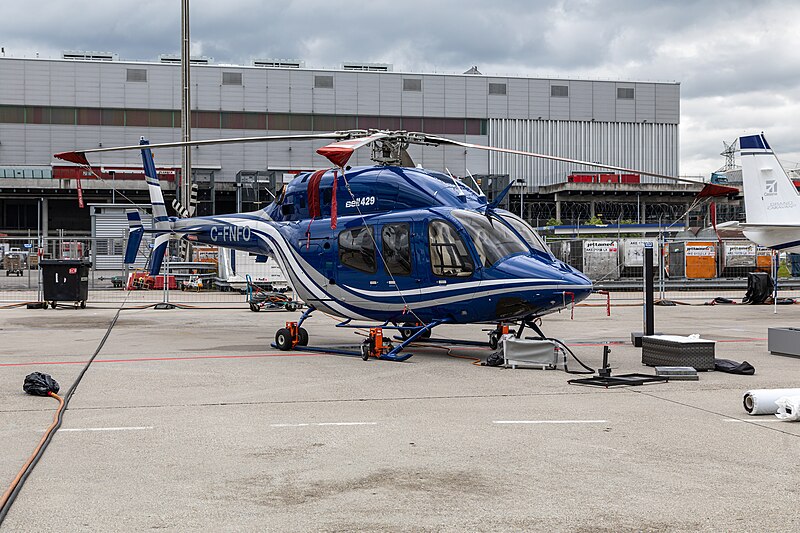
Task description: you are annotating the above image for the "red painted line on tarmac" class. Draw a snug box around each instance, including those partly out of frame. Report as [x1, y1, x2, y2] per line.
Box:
[0, 352, 325, 367]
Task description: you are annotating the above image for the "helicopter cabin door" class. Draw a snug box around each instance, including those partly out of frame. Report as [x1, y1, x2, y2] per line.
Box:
[336, 222, 421, 309]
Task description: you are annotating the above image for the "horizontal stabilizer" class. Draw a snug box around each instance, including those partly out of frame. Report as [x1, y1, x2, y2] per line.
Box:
[124, 210, 144, 264]
[740, 223, 800, 229]
[125, 228, 144, 264]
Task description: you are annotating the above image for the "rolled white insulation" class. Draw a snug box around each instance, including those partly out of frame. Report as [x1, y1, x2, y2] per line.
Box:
[775, 396, 800, 421]
[742, 389, 800, 415]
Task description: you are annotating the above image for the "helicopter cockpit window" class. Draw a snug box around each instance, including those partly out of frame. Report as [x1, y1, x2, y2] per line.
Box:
[339, 226, 377, 273]
[451, 210, 527, 268]
[428, 221, 474, 277]
[502, 213, 554, 257]
[382, 223, 411, 276]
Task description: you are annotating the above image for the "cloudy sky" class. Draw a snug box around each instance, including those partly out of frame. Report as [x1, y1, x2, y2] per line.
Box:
[4, 0, 800, 176]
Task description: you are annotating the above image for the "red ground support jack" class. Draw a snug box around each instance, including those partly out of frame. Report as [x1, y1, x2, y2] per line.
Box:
[487, 323, 510, 349]
[274, 321, 309, 350]
[360, 327, 395, 360]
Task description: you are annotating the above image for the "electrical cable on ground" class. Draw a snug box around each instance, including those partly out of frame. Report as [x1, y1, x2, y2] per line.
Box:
[0, 391, 63, 513]
[0, 305, 125, 526]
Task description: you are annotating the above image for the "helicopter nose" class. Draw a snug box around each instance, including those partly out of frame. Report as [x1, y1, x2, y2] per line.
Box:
[492, 254, 593, 299]
[559, 263, 593, 303]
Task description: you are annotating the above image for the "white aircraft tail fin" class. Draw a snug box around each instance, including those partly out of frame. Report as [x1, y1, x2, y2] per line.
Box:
[740, 134, 800, 225]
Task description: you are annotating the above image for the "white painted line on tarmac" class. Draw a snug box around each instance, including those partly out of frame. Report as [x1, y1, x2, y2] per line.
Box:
[270, 422, 378, 428]
[493, 420, 607, 425]
[724, 418, 787, 423]
[60, 426, 154, 432]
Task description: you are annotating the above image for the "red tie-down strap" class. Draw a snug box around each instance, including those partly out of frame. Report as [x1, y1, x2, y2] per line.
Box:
[330, 170, 338, 230]
[307, 169, 325, 219]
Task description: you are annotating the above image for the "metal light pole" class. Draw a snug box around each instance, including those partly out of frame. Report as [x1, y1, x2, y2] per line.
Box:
[181, 0, 191, 221]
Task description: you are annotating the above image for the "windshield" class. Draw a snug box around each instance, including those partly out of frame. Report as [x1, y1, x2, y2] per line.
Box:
[452, 210, 528, 268]
[499, 212, 554, 257]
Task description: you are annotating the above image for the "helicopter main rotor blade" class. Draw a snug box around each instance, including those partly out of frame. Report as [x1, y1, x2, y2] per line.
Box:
[420, 134, 700, 185]
[54, 132, 350, 166]
[316, 131, 391, 167]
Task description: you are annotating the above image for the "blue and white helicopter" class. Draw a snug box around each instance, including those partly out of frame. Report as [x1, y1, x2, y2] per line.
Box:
[55, 130, 682, 361]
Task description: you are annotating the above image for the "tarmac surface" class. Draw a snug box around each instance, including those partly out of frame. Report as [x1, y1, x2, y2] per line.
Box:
[1, 298, 799, 532]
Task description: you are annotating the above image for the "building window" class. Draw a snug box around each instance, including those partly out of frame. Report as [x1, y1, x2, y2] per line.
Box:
[126, 109, 148, 127]
[242, 112, 266, 130]
[0, 106, 25, 123]
[339, 226, 376, 273]
[488, 83, 507, 95]
[77, 108, 101, 126]
[314, 75, 334, 89]
[26, 107, 50, 124]
[314, 115, 336, 132]
[221, 112, 245, 129]
[402, 117, 422, 131]
[222, 72, 243, 86]
[192, 111, 219, 129]
[149, 110, 174, 128]
[101, 109, 125, 126]
[617, 87, 635, 99]
[126, 68, 147, 82]
[269, 113, 290, 130]
[403, 78, 422, 92]
[50, 107, 75, 125]
[291, 114, 313, 130]
[551, 85, 569, 97]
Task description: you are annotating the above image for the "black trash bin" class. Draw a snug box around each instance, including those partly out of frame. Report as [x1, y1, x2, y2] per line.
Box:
[40, 259, 92, 309]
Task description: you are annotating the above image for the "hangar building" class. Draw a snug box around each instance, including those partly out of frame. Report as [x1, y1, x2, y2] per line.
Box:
[0, 54, 681, 233]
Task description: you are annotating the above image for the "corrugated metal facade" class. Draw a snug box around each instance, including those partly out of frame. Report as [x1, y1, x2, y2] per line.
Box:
[489, 119, 679, 185]
[0, 57, 680, 185]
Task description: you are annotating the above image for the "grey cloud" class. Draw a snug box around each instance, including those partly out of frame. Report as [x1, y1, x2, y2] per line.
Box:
[2, 0, 800, 176]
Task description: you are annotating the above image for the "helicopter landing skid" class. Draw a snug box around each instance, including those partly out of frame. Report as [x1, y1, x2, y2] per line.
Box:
[270, 342, 413, 362]
[392, 336, 489, 348]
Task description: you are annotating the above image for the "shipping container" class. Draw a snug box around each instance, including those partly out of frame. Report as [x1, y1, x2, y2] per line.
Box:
[756, 247, 774, 273]
[568, 174, 595, 183]
[685, 241, 717, 279]
[721, 241, 756, 277]
[665, 242, 685, 278]
[620, 173, 640, 183]
[582, 239, 620, 280]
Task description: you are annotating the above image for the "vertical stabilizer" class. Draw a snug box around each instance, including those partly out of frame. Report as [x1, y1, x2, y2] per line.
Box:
[139, 138, 172, 275]
[140, 138, 171, 231]
[740, 134, 800, 224]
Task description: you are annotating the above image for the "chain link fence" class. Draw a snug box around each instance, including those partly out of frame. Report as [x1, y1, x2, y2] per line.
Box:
[2, 235, 798, 307]
[547, 235, 800, 303]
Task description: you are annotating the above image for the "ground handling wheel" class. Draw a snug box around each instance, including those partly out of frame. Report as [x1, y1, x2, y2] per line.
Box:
[360, 341, 371, 361]
[249, 302, 261, 312]
[297, 327, 309, 346]
[400, 322, 430, 340]
[488, 323, 510, 350]
[275, 328, 293, 350]
[489, 331, 500, 350]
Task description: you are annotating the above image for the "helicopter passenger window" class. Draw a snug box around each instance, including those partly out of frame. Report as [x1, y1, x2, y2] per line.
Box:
[428, 221, 474, 277]
[382, 223, 411, 276]
[452, 210, 528, 268]
[339, 226, 377, 273]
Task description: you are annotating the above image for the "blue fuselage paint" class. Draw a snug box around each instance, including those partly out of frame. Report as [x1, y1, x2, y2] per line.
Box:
[173, 165, 593, 323]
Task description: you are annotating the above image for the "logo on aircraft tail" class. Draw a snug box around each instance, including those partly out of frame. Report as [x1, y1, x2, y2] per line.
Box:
[764, 179, 778, 196]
